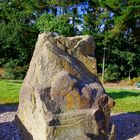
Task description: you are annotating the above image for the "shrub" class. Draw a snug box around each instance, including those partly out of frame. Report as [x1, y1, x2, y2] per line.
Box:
[128, 77, 140, 85]
[2, 60, 27, 80]
[35, 13, 75, 36]
[104, 64, 120, 82]
[127, 79, 134, 85]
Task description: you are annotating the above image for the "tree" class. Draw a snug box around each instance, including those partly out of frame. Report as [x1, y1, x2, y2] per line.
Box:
[0, 0, 139, 80]
[35, 13, 75, 36]
[82, 0, 140, 79]
[0, 0, 45, 79]
[0, 1, 39, 66]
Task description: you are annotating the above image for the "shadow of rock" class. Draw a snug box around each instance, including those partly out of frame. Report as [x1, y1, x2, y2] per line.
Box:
[0, 119, 21, 140]
[4, 80, 23, 84]
[15, 115, 33, 140]
[107, 90, 140, 100]
[0, 114, 33, 140]
[0, 103, 18, 113]
[111, 112, 140, 140]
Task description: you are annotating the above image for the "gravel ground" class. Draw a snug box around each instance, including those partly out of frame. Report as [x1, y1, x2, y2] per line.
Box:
[0, 105, 140, 140]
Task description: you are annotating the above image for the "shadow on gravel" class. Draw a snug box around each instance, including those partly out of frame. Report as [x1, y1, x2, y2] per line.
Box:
[0, 121, 21, 140]
[15, 115, 33, 140]
[0, 103, 18, 113]
[111, 112, 140, 140]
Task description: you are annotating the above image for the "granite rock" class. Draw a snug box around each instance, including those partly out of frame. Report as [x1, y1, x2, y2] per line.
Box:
[17, 33, 116, 140]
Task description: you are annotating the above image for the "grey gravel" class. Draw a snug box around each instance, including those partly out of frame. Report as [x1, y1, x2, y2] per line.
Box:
[0, 105, 140, 140]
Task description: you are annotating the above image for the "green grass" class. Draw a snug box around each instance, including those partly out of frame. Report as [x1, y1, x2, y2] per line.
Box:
[0, 80, 22, 104]
[0, 80, 140, 113]
[106, 88, 140, 113]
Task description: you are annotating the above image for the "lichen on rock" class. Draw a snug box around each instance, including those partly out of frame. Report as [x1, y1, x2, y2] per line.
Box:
[17, 32, 116, 140]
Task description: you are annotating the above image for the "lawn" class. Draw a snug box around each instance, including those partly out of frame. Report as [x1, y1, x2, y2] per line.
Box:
[0, 80, 140, 113]
[106, 88, 140, 113]
[0, 80, 22, 104]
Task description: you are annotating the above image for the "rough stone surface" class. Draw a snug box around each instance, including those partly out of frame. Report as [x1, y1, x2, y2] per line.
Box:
[17, 33, 116, 140]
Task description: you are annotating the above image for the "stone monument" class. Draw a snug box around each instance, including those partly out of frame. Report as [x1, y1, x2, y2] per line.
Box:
[16, 33, 116, 140]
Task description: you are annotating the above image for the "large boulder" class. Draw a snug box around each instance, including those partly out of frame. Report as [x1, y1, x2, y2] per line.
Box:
[16, 33, 116, 140]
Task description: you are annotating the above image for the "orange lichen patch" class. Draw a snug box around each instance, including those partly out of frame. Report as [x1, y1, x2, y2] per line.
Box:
[65, 89, 81, 111]
[65, 88, 92, 111]
[65, 93, 74, 110]
[51, 73, 77, 99]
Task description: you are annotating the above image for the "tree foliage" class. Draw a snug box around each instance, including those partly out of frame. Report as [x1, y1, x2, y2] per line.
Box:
[35, 13, 75, 36]
[0, 0, 39, 66]
[82, 0, 140, 79]
[0, 0, 140, 80]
